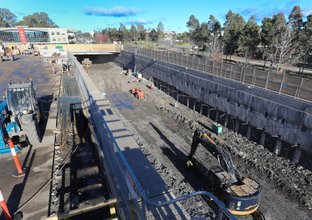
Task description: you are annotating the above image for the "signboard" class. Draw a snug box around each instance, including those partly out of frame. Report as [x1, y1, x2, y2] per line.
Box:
[18, 27, 27, 44]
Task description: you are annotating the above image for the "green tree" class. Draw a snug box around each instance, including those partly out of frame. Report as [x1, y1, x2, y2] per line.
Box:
[102, 28, 119, 42]
[238, 16, 260, 62]
[157, 21, 165, 41]
[261, 17, 274, 67]
[207, 15, 222, 60]
[269, 12, 297, 73]
[186, 15, 209, 50]
[271, 12, 287, 39]
[186, 15, 204, 50]
[288, 5, 303, 33]
[186, 15, 200, 31]
[266, 12, 298, 74]
[298, 14, 312, 73]
[111, 28, 119, 42]
[137, 24, 146, 41]
[176, 32, 189, 43]
[118, 23, 129, 41]
[75, 31, 93, 43]
[223, 10, 245, 58]
[149, 29, 158, 42]
[18, 12, 58, 27]
[130, 25, 138, 41]
[192, 22, 210, 50]
[0, 8, 16, 27]
[288, 6, 304, 70]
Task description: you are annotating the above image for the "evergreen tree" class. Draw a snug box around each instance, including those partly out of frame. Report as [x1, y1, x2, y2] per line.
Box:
[223, 10, 245, 57]
[207, 15, 222, 60]
[118, 23, 129, 41]
[261, 17, 274, 67]
[0, 8, 16, 27]
[298, 14, 312, 73]
[149, 29, 158, 42]
[238, 16, 260, 61]
[18, 12, 58, 27]
[288, 5, 303, 33]
[130, 25, 138, 41]
[157, 21, 165, 41]
[137, 24, 146, 41]
[186, 15, 209, 50]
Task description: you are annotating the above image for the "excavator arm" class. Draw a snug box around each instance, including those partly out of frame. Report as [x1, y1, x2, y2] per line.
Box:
[188, 129, 237, 183]
[187, 128, 262, 215]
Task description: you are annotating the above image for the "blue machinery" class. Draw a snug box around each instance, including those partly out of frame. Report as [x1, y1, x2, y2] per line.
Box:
[0, 101, 20, 154]
[70, 53, 237, 220]
[0, 101, 7, 149]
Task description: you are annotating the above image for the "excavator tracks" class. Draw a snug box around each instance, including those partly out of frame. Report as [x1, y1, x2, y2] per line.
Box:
[251, 210, 265, 220]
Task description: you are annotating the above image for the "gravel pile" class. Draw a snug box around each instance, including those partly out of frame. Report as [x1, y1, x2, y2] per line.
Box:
[115, 112, 215, 218]
[147, 90, 312, 210]
[137, 137, 215, 218]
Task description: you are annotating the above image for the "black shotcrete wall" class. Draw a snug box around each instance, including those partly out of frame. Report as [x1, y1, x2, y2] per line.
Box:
[115, 51, 312, 158]
[75, 53, 119, 64]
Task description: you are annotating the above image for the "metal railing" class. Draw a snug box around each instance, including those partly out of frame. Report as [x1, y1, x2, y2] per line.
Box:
[124, 47, 312, 102]
[69, 53, 237, 220]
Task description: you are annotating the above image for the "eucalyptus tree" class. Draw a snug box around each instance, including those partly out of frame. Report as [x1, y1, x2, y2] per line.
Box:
[238, 16, 260, 63]
[130, 25, 138, 41]
[18, 12, 58, 27]
[186, 15, 210, 51]
[157, 21, 165, 41]
[0, 8, 16, 27]
[223, 10, 246, 58]
[207, 15, 222, 60]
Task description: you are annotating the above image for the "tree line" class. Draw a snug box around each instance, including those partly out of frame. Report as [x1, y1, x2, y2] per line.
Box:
[185, 6, 312, 73]
[1, 6, 311, 73]
[0, 8, 57, 28]
[94, 22, 165, 43]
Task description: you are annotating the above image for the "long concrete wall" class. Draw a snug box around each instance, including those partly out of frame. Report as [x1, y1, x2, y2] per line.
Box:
[116, 51, 312, 155]
[36, 43, 122, 52]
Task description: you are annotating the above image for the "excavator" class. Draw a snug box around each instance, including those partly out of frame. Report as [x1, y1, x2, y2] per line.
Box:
[187, 129, 262, 216]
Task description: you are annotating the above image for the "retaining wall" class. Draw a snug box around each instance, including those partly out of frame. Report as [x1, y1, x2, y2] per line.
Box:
[116, 51, 312, 154]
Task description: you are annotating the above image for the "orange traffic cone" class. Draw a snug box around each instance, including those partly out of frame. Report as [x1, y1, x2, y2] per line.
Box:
[8, 139, 24, 177]
[0, 189, 12, 220]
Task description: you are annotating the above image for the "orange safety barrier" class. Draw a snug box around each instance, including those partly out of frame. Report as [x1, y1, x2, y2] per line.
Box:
[0, 189, 12, 220]
[136, 89, 145, 99]
[131, 87, 145, 99]
[8, 139, 24, 177]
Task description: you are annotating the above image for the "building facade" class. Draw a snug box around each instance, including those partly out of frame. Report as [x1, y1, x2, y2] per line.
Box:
[0, 27, 69, 44]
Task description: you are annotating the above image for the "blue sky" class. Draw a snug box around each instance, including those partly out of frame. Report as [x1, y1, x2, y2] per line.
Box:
[1, 0, 311, 32]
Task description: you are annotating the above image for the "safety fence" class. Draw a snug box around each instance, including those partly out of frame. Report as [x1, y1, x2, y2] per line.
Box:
[69, 53, 237, 220]
[125, 47, 312, 102]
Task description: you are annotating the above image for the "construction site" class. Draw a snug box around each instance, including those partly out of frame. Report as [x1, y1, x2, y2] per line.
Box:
[0, 44, 311, 220]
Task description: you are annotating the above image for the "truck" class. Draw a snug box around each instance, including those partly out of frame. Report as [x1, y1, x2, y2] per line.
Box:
[0, 81, 41, 152]
[187, 128, 262, 216]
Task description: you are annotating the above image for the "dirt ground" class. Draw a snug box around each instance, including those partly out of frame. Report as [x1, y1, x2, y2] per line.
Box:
[88, 62, 312, 220]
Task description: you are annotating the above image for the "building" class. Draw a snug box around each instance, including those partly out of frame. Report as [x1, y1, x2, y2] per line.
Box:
[0, 27, 69, 44]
